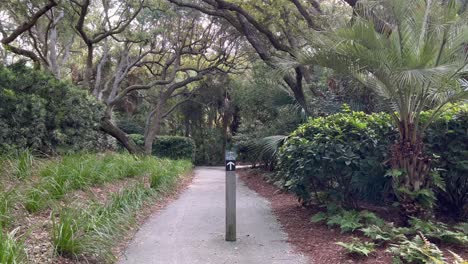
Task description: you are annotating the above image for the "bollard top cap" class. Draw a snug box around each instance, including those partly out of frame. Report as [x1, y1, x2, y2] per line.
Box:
[225, 150, 237, 160]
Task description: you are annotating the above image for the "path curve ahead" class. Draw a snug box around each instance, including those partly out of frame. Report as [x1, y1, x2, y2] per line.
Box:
[120, 167, 308, 264]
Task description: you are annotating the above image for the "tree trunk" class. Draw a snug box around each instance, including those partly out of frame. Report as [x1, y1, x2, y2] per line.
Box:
[144, 100, 165, 155]
[48, 26, 60, 78]
[85, 44, 93, 89]
[100, 107, 142, 154]
[391, 120, 432, 218]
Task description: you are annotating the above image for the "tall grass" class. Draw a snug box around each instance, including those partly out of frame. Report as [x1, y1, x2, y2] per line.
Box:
[51, 157, 192, 262]
[149, 159, 192, 191]
[52, 184, 154, 263]
[0, 189, 16, 227]
[0, 228, 27, 264]
[25, 153, 156, 213]
[0, 150, 36, 179]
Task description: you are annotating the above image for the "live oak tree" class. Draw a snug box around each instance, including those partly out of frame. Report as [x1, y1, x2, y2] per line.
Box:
[1, 0, 247, 155]
[0, 0, 58, 69]
[70, 1, 245, 154]
[166, 0, 361, 114]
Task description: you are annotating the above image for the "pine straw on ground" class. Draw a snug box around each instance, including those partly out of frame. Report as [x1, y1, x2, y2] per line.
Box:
[238, 169, 468, 264]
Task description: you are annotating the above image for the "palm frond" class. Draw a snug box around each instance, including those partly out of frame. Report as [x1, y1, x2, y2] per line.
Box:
[246, 135, 289, 163]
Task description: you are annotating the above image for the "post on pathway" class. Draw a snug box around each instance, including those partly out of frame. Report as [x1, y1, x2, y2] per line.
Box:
[225, 150, 236, 242]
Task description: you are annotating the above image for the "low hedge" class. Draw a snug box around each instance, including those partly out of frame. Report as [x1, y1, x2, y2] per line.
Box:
[128, 134, 195, 161]
[152, 136, 195, 161]
[277, 104, 467, 218]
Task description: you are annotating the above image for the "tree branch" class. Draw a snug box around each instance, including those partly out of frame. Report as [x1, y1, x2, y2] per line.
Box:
[1, 0, 57, 45]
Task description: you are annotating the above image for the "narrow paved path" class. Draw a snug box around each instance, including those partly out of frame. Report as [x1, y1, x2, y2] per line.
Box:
[120, 167, 308, 264]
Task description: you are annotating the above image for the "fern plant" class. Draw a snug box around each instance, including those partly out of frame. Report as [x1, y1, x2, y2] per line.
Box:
[311, 205, 386, 233]
[388, 233, 446, 264]
[337, 238, 376, 257]
[410, 218, 468, 246]
[361, 224, 410, 244]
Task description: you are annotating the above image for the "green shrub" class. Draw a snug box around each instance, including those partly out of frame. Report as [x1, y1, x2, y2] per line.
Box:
[52, 209, 87, 258]
[128, 134, 145, 147]
[278, 103, 468, 215]
[123, 134, 196, 161]
[361, 224, 410, 243]
[0, 228, 27, 264]
[152, 136, 195, 161]
[278, 105, 396, 206]
[423, 104, 468, 219]
[6, 150, 35, 179]
[0, 63, 113, 155]
[24, 188, 49, 213]
[117, 118, 144, 135]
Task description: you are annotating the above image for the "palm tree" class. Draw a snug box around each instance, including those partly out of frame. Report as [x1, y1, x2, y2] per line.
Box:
[296, 0, 467, 217]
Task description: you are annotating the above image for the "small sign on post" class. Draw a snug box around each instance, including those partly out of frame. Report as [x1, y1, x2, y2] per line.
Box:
[225, 150, 236, 242]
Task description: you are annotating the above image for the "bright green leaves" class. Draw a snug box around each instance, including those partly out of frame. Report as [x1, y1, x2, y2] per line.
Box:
[278, 106, 396, 206]
[311, 206, 385, 234]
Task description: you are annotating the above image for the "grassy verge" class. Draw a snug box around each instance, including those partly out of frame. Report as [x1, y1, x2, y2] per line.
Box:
[0, 151, 192, 263]
[0, 228, 27, 263]
[24, 153, 177, 213]
[51, 157, 192, 262]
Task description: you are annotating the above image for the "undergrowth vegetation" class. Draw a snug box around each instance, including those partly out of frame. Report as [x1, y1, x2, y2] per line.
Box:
[0, 152, 192, 263]
[23, 153, 188, 213]
[51, 157, 191, 262]
[0, 228, 27, 264]
[278, 104, 468, 219]
[51, 184, 154, 262]
[313, 204, 468, 263]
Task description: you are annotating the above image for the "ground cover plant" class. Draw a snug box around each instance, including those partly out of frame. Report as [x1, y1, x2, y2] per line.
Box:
[23, 152, 161, 213]
[0, 151, 192, 263]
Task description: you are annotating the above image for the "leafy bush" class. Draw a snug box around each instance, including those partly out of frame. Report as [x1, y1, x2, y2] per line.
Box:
[152, 136, 195, 161]
[278, 103, 468, 215]
[423, 104, 468, 219]
[192, 128, 224, 165]
[0, 63, 113, 155]
[125, 134, 195, 161]
[278, 105, 396, 206]
[0, 228, 26, 264]
[117, 118, 145, 135]
[336, 238, 376, 257]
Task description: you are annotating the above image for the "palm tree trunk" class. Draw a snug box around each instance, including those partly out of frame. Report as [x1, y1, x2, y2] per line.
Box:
[391, 120, 432, 218]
